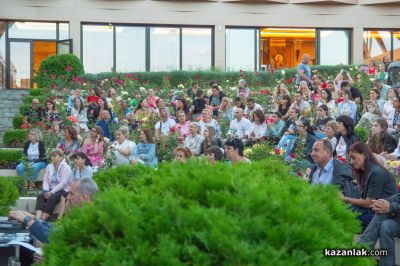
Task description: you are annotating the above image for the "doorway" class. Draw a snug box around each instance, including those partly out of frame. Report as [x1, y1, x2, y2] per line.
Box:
[260, 28, 316, 70]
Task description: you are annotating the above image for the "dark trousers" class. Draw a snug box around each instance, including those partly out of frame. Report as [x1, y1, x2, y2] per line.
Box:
[351, 204, 375, 231]
[36, 190, 65, 214]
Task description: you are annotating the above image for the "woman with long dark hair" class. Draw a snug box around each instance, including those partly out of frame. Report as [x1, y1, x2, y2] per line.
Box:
[387, 95, 400, 135]
[334, 115, 360, 160]
[277, 94, 291, 119]
[71, 98, 89, 132]
[367, 119, 398, 165]
[341, 142, 397, 230]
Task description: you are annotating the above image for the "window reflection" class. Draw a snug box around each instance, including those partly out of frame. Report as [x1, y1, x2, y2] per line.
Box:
[363, 31, 391, 64]
[226, 29, 255, 71]
[182, 28, 212, 70]
[150, 27, 180, 71]
[82, 25, 113, 74]
[116, 26, 146, 72]
[10, 42, 31, 88]
[59, 23, 69, 40]
[319, 30, 349, 65]
[8, 21, 56, 39]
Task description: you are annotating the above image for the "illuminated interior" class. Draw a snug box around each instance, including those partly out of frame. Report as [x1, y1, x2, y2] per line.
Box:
[33, 41, 56, 88]
[260, 28, 316, 70]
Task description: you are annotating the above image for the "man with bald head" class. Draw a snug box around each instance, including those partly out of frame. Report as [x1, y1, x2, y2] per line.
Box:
[228, 108, 253, 145]
[296, 54, 312, 85]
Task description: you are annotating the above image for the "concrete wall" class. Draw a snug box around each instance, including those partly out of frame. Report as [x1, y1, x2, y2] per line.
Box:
[1, 0, 400, 68]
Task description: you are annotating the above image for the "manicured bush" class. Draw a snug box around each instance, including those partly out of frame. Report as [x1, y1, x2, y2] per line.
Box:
[37, 54, 84, 88]
[0, 149, 22, 168]
[2, 129, 27, 148]
[43, 159, 372, 265]
[0, 176, 20, 216]
[12, 115, 23, 129]
[93, 164, 152, 191]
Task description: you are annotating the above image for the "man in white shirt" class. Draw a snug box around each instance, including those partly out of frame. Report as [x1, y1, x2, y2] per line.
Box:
[290, 91, 310, 115]
[155, 107, 176, 141]
[244, 98, 264, 121]
[229, 108, 253, 145]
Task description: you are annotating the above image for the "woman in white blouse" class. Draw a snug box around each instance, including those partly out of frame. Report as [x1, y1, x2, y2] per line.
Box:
[111, 128, 133, 165]
[184, 122, 204, 156]
[250, 109, 267, 143]
[71, 98, 89, 132]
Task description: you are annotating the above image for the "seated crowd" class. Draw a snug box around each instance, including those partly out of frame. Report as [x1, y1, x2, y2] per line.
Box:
[12, 59, 400, 264]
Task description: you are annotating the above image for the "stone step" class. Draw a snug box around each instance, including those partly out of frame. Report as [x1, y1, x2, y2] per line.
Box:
[0, 169, 17, 176]
[14, 196, 61, 214]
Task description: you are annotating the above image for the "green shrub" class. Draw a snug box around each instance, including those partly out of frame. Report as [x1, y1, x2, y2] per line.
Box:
[13, 116, 23, 129]
[0, 176, 20, 216]
[29, 88, 43, 96]
[2, 129, 27, 148]
[93, 164, 152, 191]
[37, 54, 84, 88]
[0, 149, 22, 168]
[23, 95, 45, 105]
[43, 159, 372, 265]
[355, 127, 368, 143]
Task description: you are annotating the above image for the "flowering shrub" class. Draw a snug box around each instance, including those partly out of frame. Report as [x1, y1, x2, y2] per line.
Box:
[43, 160, 373, 265]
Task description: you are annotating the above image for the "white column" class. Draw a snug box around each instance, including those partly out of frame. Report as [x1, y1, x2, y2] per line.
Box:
[352, 27, 364, 65]
[214, 25, 225, 70]
[69, 20, 81, 60]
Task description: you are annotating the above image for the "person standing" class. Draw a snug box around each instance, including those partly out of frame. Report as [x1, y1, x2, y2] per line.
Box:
[296, 54, 312, 85]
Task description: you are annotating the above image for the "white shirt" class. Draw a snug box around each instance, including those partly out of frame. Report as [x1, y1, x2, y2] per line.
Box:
[336, 136, 347, 159]
[155, 118, 176, 136]
[27, 142, 39, 162]
[229, 117, 253, 138]
[383, 100, 395, 119]
[71, 108, 89, 131]
[251, 122, 267, 139]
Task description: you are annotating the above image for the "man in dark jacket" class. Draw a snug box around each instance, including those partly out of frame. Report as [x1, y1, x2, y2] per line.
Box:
[358, 194, 400, 266]
[309, 139, 358, 197]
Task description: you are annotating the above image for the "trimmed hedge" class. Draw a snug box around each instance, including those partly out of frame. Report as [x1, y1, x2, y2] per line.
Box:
[2, 129, 27, 148]
[93, 164, 152, 191]
[13, 116, 23, 129]
[0, 149, 22, 169]
[43, 159, 372, 265]
[0, 176, 20, 215]
[37, 54, 84, 88]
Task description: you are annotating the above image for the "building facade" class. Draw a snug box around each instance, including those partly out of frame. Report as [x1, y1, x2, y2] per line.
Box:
[1, 0, 400, 89]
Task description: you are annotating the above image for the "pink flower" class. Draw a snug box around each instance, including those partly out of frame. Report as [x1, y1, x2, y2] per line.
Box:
[67, 116, 78, 123]
[66, 65, 73, 71]
[296, 170, 303, 177]
[290, 153, 296, 159]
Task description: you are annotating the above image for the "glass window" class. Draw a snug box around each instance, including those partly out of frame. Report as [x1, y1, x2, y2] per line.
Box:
[226, 29, 255, 71]
[8, 21, 56, 39]
[182, 28, 212, 70]
[150, 27, 179, 71]
[363, 31, 391, 64]
[393, 31, 400, 62]
[0, 21, 6, 88]
[319, 30, 350, 65]
[10, 42, 31, 89]
[116, 26, 146, 72]
[59, 23, 69, 40]
[82, 24, 113, 74]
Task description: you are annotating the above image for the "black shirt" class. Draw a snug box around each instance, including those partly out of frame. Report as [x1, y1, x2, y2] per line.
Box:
[193, 98, 206, 114]
[315, 117, 332, 131]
